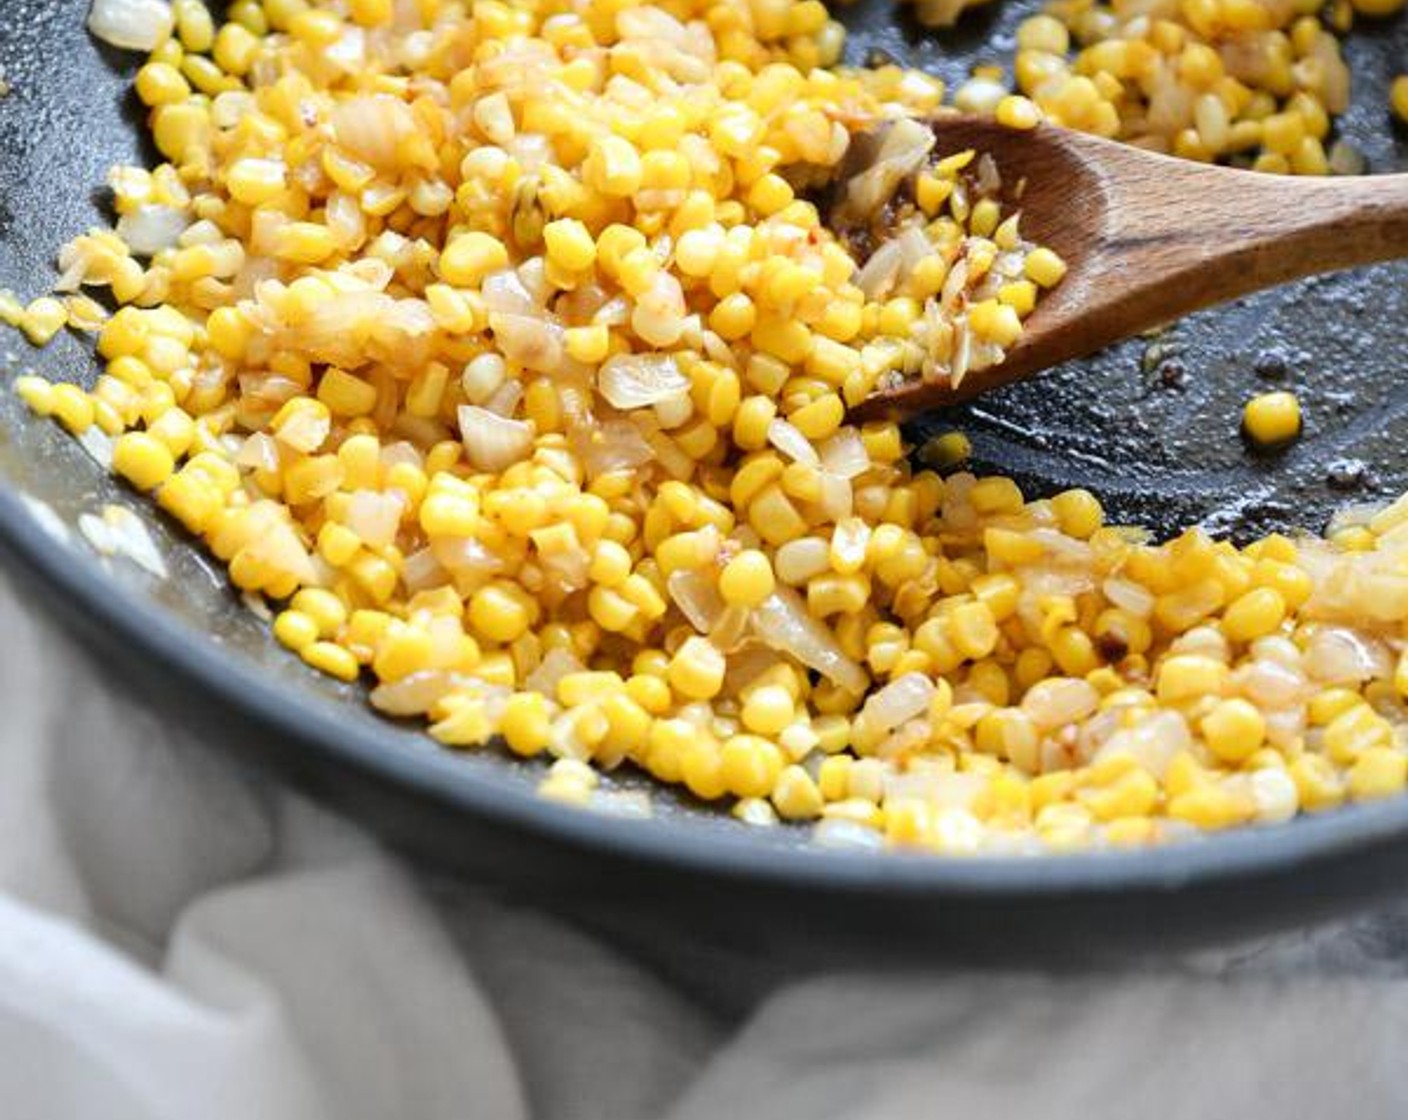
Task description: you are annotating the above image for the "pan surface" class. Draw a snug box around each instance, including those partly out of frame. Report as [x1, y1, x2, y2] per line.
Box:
[0, 0, 1406, 967]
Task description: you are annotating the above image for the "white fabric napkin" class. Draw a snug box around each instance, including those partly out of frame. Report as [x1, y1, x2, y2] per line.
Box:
[2, 572, 1406, 1120]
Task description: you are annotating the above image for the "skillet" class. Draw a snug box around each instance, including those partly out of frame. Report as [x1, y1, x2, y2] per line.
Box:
[0, 0, 1406, 974]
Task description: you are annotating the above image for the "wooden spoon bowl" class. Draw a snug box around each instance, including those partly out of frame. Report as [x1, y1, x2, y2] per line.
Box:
[854, 117, 1408, 421]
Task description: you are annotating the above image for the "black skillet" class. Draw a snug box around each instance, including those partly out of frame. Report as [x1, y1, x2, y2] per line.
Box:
[0, 0, 1406, 976]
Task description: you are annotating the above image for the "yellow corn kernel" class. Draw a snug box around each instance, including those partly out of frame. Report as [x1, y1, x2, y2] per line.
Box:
[771, 765, 823, 820]
[273, 609, 320, 652]
[317, 368, 377, 418]
[584, 135, 643, 197]
[720, 735, 784, 799]
[1290, 754, 1345, 811]
[348, 0, 393, 24]
[542, 218, 596, 272]
[740, 684, 795, 736]
[1024, 247, 1067, 287]
[564, 324, 610, 363]
[15, 376, 55, 417]
[373, 625, 433, 683]
[440, 232, 509, 287]
[135, 62, 190, 106]
[807, 573, 869, 618]
[748, 484, 807, 547]
[111, 431, 175, 491]
[1082, 768, 1159, 821]
[996, 94, 1043, 130]
[21, 297, 67, 346]
[430, 697, 494, 748]
[469, 582, 535, 644]
[290, 589, 347, 638]
[213, 23, 260, 75]
[788, 393, 843, 441]
[668, 636, 725, 700]
[1167, 784, 1253, 830]
[156, 468, 220, 530]
[1201, 698, 1266, 763]
[1323, 703, 1393, 765]
[1156, 654, 1229, 703]
[1050, 488, 1103, 538]
[1348, 747, 1408, 801]
[274, 222, 337, 264]
[719, 549, 775, 607]
[1220, 586, 1286, 643]
[227, 158, 287, 206]
[1243, 391, 1301, 448]
[747, 173, 794, 215]
[1393, 76, 1408, 125]
[1307, 687, 1361, 726]
[501, 692, 551, 757]
[302, 641, 360, 682]
[679, 733, 727, 801]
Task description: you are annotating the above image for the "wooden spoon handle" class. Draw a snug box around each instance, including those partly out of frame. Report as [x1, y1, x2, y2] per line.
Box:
[1098, 161, 1408, 303]
[1021, 166, 1408, 386]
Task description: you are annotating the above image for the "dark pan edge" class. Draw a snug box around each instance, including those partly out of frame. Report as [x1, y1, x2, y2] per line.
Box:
[4, 478, 1408, 902]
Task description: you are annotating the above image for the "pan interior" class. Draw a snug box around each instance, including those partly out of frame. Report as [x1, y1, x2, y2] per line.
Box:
[0, 0, 1405, 863]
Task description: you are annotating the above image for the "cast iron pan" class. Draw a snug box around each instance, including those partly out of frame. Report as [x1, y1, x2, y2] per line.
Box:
[0, 0, 1406, 977]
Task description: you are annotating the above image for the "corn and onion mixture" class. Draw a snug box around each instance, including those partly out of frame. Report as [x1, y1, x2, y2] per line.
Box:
[931, 0, 1400, 176]
[5, 0, 1408, 855]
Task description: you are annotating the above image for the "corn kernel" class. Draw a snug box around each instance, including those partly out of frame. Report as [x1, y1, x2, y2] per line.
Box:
[111, 431, 175, 491]
[719, 549, 775, 607]
[1024, 247, 1068, 288]
[1201, 698, 1266, 763]
[440, 232, 509, 287]
[1243, 391, 1302, 449]
[668, 636, 725, 700]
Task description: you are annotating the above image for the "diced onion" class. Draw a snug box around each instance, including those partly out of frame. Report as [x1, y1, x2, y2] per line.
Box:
[116, 205, 189, 256]
[767, 418, 819, 465]
[345, 490, 403, 548]
[835, 118, 934, 225]
[1021, 677, 1100, 728]
[431, 534, 501, 576]
[813, 819, 884, 850]
[751, 587, 867, 694]
[860, 672, 935, 733]
[598, 353, 689, 410]
[525, 647, 584, 696]
[1235, 659, 1308, 710]
[371, 670, 467, 716]
[480, 268, 538, 316]
[1303, 625, 1391, 684]
[235, 432, 281, 472]
[76, 426, 114, 469]
[332, 95, 417, 170]
[401, 547, 448, 594]
[818, 429, 870, 479]
[1093, 711, 1190, 778]
[569, 418, 654, 478]
[855, 239, 903, 301]
[488, 313, 566, 373]
[458, 405, 534, 471]
[818, 472, 853, 521]
[88, 0, 173, 51]
[668, 569, 725, 633]
[1103, 576, 1155, 617]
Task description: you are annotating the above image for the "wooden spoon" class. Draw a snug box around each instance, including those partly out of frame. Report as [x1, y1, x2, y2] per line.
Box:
[853, 116, 1408, 421]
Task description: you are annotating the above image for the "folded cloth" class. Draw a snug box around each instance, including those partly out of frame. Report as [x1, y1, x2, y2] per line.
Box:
[1, 572, 1405, 1120]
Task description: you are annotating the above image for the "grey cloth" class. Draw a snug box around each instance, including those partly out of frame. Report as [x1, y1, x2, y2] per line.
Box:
[0, 574, 1402, 1120]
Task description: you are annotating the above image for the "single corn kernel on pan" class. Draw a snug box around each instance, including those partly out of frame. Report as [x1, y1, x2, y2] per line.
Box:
[1, 0, 1406, 978]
